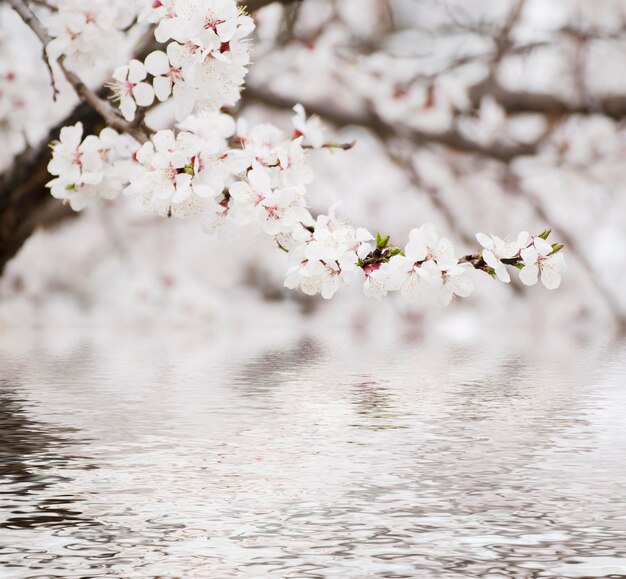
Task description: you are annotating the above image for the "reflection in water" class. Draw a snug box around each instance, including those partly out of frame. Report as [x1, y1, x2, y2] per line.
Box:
[0, 386, 91, 531]
[0, 329, 625, 578]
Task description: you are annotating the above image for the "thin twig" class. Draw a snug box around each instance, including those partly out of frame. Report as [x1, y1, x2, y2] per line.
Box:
[8, 0, 148, 143]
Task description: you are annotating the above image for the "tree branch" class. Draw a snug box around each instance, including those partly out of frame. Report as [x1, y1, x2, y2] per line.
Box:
[7, 0, 148, 143]
[243, 85, 541, 163]
[0, 102, 105, 273]
[243, 83, 626, 320]
[0, 0, 311, 274]
[469, 77, 626, 120]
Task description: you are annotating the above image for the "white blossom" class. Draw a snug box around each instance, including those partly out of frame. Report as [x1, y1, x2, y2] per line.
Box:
[46, 1, 136, 75]
[405, 223, 456, 269]
[110, 60, 155, 121]
[47, 123, 137, 211]
[476, 231, 530, 283]
[440, 263, 475, 305]
[519, 237, 566, 289]
[362, 263, 397, 300]
[285, 258, 346, 300]
[229, 164, 312, 235]
[385, 255, 442, 301]
[33, 0, 569, 310]
[305, 213, 373, 268]
[292, 104, 326, 149]
[145, 45, 185, 103]
[125, 129, 228, 219]
[154, 0, 254, 51]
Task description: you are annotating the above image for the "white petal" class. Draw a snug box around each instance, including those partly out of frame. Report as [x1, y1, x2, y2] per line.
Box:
[127, 59, 147, 83]
[534, 237, 552, 255]
[549, 252, 567, 271]
[494, 263, 511, 283]
[356, 228, 374, 242]
[153, 76, 173, 101]
[112, 65, 129, 82]
[59, 123, 83, 147]
[541, 266, 561, 290]
[133, 82, 155, 107]
[155, 19, 179, 43]
[475, 232, 493, 249]
[482, 248, 499, 268]
[120, 96, 137, 121]
[517, 231, 530, 249]
[152, 130, 175, 152]
[405, 239, 428, 262]
[521, 246, 538, 264]
[228, 181, 252, 201]
[421, 223, 439, 246]
[519, 264, 539, 286]
[249, 166, 272, 193]
[145, 50, 170, 76]
[447, 274, 474, 298]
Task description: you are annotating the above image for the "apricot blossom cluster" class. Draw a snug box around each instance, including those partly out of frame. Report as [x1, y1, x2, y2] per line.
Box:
[38, 0, 565, 303]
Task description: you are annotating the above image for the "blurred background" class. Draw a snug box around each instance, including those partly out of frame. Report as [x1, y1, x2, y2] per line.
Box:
[1, 0, 626, 334]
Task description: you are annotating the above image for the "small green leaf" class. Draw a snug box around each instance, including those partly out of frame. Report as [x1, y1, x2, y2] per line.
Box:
[376, 233, 390, 249]
[387, 248, 403, 257]
[549, 243, 564, 256]
[538, 228, 551, 240]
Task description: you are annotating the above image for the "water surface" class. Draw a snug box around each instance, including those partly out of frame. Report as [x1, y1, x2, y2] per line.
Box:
[1, 329, 625, 578]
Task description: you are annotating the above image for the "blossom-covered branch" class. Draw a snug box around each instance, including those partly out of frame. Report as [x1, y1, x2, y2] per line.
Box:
[9, 0, 566, 307]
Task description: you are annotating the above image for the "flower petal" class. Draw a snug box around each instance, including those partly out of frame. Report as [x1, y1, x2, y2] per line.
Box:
[541, 265, 561, 289]
[475, 232, 493, 249]
[145, 50, 170, 76]
[133, 82, 155, 107]
[153, 76, 173, 101]
[534, 237, 552, 255]
[128, 59, 147, 83]
[519, 264, 539, 286]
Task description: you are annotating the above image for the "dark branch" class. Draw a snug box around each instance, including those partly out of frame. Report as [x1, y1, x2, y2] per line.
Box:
[0, 102, 105, 273]
[469, 78, 626, 120]
[243, 85, 541, 163]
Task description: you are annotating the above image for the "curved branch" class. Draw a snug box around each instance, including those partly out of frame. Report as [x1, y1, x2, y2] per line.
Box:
[243, 85, 541, 163]
[8, 0, 149, 143]
[0, 102, 105, 273]
[469, 78, 626, 120]
[242, 84, 625, 324]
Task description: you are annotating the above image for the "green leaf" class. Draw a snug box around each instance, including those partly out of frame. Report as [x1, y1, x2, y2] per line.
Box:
[538, 228, 551, 240]
[376, 233, 390, 249]
[549, 243, 564, 256]
[386, 248, 403, 257]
